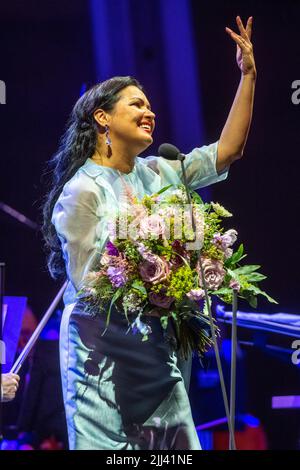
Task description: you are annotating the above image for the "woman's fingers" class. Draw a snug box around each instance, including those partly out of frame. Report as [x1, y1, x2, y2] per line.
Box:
[236, 15, 249, 40]
[226, 16, 253, 45]
[246, 17, 253, 40]
[225, 28, 248, 50]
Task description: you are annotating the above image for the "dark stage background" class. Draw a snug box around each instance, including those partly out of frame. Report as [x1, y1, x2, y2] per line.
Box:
[0, 0, 299, 450]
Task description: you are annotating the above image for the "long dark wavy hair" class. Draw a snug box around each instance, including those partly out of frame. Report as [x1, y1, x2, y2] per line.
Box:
[42, 76, 143, 280]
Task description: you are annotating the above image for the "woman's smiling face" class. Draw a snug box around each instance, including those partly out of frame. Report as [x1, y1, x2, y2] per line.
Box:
[107, 85, 156, 155]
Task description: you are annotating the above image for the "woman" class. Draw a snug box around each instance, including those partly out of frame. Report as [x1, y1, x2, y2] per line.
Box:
[43, 16, 256, 450]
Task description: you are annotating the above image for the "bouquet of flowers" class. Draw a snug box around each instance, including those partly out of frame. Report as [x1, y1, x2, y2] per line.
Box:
[80, 183, 276, 359]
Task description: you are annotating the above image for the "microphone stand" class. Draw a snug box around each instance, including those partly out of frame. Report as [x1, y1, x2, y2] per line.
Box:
[10, 281, 68, 375]
[177, 152, 237, 450]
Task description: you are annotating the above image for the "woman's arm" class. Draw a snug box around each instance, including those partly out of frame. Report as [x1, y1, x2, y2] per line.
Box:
[52, 174, 101, 290]
[217, 16, 257, 173]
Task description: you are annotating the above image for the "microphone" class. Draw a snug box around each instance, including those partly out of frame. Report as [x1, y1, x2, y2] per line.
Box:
[158, 143, 185, 162]
[157, 142, 237, 448]
[158, 142, 193, 221]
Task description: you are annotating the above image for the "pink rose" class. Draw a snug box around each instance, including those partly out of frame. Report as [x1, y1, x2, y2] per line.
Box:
[139, 255, 170, 284]
[148, 291, 175, 309]
[196, 256, 225, 291]
[139, 214, 166, 239]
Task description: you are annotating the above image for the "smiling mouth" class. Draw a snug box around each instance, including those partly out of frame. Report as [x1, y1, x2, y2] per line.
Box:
[138, 123, 152, 134]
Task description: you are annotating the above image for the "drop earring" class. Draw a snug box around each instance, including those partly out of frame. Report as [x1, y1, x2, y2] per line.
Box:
[105, 125, 112, 146]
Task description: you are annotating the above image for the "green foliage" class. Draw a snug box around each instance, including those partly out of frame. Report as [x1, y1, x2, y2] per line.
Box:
[131, 280, 147, 298]
[166, 265, 195, 301]
[160, 316, 169, 330]
[191, 191, 204, 205]
[156, 184, 174, 195]
[202, 244, 225, 261]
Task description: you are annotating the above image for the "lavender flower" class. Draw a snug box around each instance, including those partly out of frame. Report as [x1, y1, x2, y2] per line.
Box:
[212, 230, 238, 251]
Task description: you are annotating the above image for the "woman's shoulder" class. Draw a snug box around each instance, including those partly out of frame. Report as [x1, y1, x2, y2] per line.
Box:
[135, 155, 161, 174]
[57, 161, 101, 205]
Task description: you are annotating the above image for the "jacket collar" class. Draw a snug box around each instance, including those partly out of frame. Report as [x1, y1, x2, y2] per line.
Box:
[81, 158, 138, 178]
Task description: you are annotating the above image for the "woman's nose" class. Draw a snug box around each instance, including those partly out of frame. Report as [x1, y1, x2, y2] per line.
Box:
[144, 109, 156, 119]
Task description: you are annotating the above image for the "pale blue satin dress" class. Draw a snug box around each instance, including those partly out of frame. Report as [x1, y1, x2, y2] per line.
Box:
[52, 141, 229, 450]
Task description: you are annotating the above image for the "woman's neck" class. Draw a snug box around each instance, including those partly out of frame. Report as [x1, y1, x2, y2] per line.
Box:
[91, 146, 136, 174]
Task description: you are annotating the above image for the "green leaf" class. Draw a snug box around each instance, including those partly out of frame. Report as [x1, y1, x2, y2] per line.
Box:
[156, 184, 174, 195]
[213, 287, 233, 295]
[131, 281, 147, 296]
[240, 291, 258, 308]
[227, 268, 239, 279]
[160, 316, 169, 330]
[123, 301, 129, 324]
[203, 296, 212, 315]
[225, 244, 246, 266]
[191, 191, 204, 205]
[246, 285, 278, 304]
[233, 265, 261, 275]
[171, 311, 178, 321]
[248, 295, 258, 308]
[106, 288, 123, 327]
[245, 272, 267, 282]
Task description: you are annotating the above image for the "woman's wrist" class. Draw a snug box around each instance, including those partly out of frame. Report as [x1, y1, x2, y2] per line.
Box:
[241, 69, 257, 80]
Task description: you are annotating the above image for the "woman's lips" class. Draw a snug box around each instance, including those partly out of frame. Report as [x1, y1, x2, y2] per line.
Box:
[138, 122, 153, 134]
[140, 127, 152, 134]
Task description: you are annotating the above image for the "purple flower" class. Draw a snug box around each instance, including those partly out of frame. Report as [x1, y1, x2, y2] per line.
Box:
[148, 291, 175, 309]
[212, 233, 225, 248]
[187, 288, 205, 301]
[106, 241, 119, 256]
[212, 230, 238, 251]
[229, 279, 241, 292]
[170, 240, 190, 268]
[107, 266, 127, 287]
[136, 243, 150, 258]
[224, 229, 238, 246]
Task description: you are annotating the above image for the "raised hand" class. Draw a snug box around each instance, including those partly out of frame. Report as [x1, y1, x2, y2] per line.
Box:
[226, 16, 256, 77]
